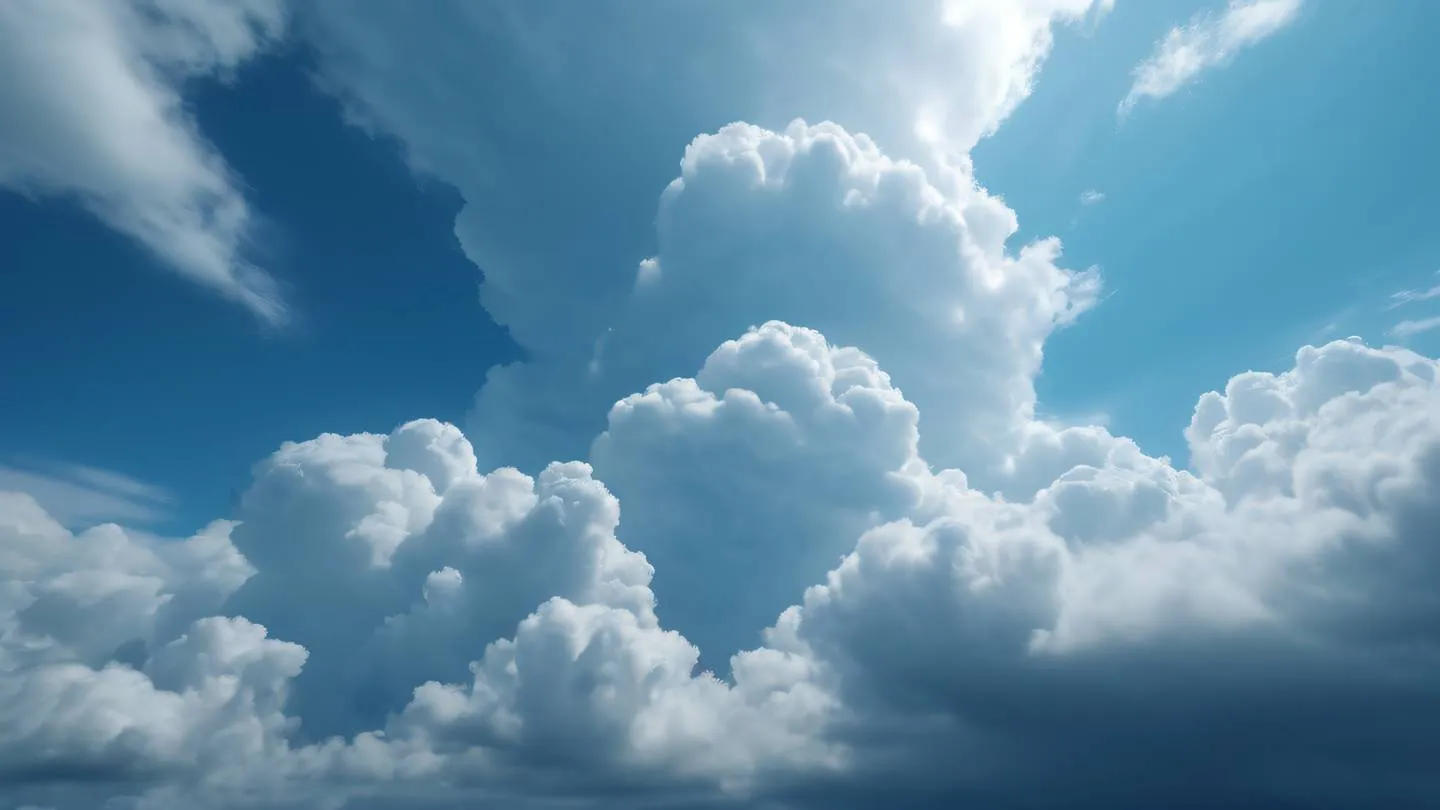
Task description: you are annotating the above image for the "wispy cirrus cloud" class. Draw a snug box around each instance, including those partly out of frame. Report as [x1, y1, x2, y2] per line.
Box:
[1385, 272, 1440, 338]
[0, 459, 173, 528]
[1120, 0, 1303, 116]
[1388, 279, 1440, 309]
[1391, 315, 1440, 339]
[0, 0, 289, 322]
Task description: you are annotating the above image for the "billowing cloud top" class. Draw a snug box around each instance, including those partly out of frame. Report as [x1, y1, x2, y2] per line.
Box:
[2, 2, 1434, 810]
[302, 0, 1112, 471]
[6, 308, 1439, 808]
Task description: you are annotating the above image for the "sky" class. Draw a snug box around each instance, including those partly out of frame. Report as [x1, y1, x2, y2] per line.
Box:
[2, 1, 1440, 808]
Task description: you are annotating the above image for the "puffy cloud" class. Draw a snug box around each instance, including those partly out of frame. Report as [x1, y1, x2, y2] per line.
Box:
[0, 492, 302, 795]
[1187, 338, 1434, 499]
[400, 334, 1440, 807]
[6, 5, 1438, 806]
[367, 332, 1440, 808]
[470, 119, 1098, 480]
[0, 493, 251, 668]
[0, 423, 699, 805]
[773, 337, 1440, 807]
[168, 415, 834, 799]
[218, 420, 655, 740]
[551, 111, 1110, 667]
[0, 0, 288, 321]
[591, 320, 925, 670]
[630, 121, 1096, 468]
[5, 326, 1440, 808]
[1120, 0, 1303, 116]
[377, 594, 836, 795]
[0, 616, 303, 804]
[299, 0, 1110, 471]
[607, 328, 1440, 807]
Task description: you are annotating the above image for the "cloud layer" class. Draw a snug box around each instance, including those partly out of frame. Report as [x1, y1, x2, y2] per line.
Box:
[5, 313, 1440, 809]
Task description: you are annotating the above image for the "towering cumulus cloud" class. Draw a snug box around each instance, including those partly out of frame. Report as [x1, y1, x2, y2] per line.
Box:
[301, 0, 1111, 471]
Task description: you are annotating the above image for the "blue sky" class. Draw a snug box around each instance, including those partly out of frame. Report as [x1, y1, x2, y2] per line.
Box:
[975, 0, 1440, 455]
[4, 2, 1440, 809]
[1, 45, 517, 531]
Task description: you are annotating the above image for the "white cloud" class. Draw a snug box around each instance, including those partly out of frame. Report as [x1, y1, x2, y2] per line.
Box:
[5, 4, 1439, 808]
[300, 0, 1111, 471]
[215, 420, 659, 741]
[6, 321, 1440, 808]
[632, 121, 1098, 475]
[1391, 315, 1440, 339]
[1388, 279, 1440, 309]
[590, 320, 926, 669]
[1381, 274, 1440, 339]
[467, 119, 1097, 483]
[1079, 188, 1106, 205]
[0, 0, 289, 322]
[0, 461, 173, 528]
[0, 493, 280, 792]
[1120, 0, 1303, 116]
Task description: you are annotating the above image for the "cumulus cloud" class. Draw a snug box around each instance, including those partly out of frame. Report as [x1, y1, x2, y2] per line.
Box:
[468, 119, 1098, 484]
[590, 320, 926, 670]
[1079, 188, 1106, 205]
[6, 3, 1438, 808]
[0, 0, 288, 321]
[215, 420, 658, 741]
[7, 321, 1440, 808]
[1120, 0, 1303, 116]
[0, 492, 280, 791]
[300, 0, 1110, 471]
